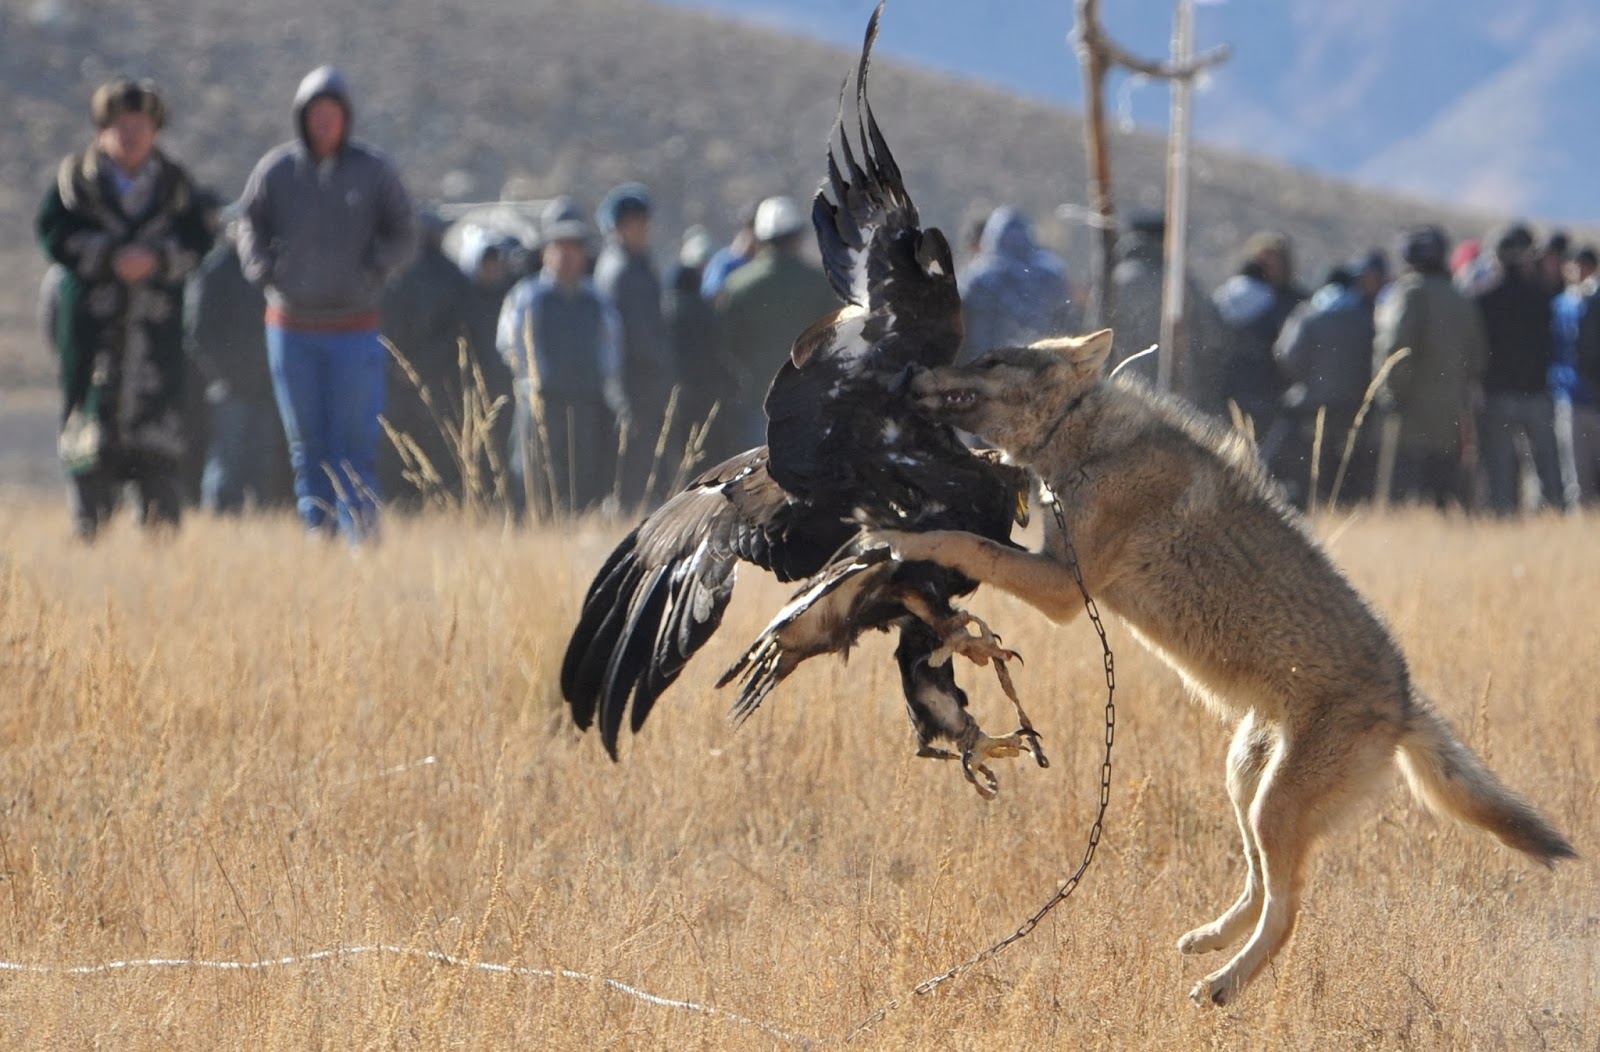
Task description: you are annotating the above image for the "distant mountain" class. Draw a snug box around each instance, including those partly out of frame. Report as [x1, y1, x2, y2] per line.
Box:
[661, 0, 1600, 225]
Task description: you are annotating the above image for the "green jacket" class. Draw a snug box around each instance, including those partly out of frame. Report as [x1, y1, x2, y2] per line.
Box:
[37, 147, 213, 473]
[1373, 271, 1487, 453]
[716, 250, 838, 403]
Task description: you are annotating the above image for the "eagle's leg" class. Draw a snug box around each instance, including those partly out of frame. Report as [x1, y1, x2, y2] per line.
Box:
[924, 608, 1018, 669]
[912, 604, 1049, 774]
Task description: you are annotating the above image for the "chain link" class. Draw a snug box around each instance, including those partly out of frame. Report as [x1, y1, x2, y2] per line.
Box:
[845, 485, 1116, 1042]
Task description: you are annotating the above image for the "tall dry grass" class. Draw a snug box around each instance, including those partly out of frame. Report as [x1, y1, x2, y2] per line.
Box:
[0, 495, 1594, 1049]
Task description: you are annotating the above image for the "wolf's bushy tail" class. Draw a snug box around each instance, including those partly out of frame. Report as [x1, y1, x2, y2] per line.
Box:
[1396, 693, 1576, 865]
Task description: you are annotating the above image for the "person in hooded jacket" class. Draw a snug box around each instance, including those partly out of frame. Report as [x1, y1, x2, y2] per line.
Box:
[958, 206, 1074, 360]
[236, 65, 416, 542]
[1212, 231, 1308, 437]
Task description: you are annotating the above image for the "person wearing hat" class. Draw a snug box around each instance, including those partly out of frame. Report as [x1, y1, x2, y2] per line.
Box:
[1267, 250, 1390, 507]
[715, 194, 837, 449]
[496, 196, 625, 517]
[36, 76, 215, 540]
[593, 182, 677, 508]
[236, 65, 417, 543]
[1371, 225, 1489, 509]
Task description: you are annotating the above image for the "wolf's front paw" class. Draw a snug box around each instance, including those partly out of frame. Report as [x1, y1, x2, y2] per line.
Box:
[863, 528, 930, 563]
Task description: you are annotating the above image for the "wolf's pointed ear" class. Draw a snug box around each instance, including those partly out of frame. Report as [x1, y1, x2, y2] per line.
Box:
[1029, 328, 1114, 380]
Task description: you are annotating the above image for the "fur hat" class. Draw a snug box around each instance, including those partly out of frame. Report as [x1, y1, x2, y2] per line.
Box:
[91, 77, 165, 130]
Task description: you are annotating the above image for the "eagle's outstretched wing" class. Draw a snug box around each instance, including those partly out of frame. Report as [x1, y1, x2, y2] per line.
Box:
[560, 448, 852, 759]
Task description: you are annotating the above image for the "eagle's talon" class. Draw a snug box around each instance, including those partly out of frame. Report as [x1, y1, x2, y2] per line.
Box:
[1021, 727, 1050, 768]
[916, 744, 958, 761]
[961, 755, 1000, 799]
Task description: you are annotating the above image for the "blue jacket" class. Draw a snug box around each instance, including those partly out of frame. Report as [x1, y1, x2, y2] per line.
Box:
[497, 272, 623, 405]
[1552, 284, 1593, 405]
[958, 208, 1072, 358]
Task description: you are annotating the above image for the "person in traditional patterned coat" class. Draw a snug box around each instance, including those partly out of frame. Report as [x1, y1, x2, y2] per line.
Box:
[36, 78, 214, 540]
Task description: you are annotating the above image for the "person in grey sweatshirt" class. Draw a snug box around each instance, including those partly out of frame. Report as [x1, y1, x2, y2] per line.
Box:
[236, 65, 416, 541]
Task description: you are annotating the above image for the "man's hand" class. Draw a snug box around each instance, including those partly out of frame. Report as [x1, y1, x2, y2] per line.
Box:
[111, 244, 159, 285]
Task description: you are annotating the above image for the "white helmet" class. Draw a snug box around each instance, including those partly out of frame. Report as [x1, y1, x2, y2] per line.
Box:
[753, 195, 807, 242]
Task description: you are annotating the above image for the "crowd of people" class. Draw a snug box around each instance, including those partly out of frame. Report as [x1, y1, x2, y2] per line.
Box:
[34, 71, 1600, 544]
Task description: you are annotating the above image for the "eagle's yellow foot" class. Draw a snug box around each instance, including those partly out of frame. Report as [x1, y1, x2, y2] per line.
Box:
[957, 727, 1048, 799]
[928, 610, 1018, 668]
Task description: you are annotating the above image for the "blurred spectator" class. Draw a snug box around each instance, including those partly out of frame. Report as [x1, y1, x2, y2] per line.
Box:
[38, 263, 65, 358]
[958, 206, 1074, 360]
[1213, 231, 1308, 436]
[36, 77, 214, 540]
[716, 194, 838, 450]
[1372, 225, 1487, 509]
[1267, 251, 1388, 506]
[594, 182, 677, 509]
[959, 210, 988, 267]
[1450, 239, 1482, 281]
[665, 225, 737, 470]
[1551, 245, 1599, 505]
[700, 200, 760, 300]
[379, 207, 475, 508]
[186, 204, 291, 514]
[458, 231, 520, 505]
[497, 196, 625, 516]
[1536, 230, 1570, 297]
[1576, 249, 1600, 502]
[1094, 210, 1228, 415]
[1473, 223, 1566, 515]
[237, 65, 416, 543]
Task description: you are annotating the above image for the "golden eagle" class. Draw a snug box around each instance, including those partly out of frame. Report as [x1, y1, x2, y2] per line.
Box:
[561, 2, 1046, 795]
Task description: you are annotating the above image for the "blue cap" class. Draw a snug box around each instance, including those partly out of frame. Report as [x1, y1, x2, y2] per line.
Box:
[596, 182, 651, 235]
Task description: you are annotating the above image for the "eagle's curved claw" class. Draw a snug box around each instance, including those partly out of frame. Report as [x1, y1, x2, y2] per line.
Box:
[957, 728, 1049, 799]
[929, 610, 1020, 668]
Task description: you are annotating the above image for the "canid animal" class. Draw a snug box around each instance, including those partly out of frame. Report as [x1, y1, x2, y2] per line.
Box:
[878, 328, 1576, 1006]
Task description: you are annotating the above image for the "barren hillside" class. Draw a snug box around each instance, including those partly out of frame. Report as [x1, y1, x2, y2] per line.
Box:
[3, 0, 1495, 387]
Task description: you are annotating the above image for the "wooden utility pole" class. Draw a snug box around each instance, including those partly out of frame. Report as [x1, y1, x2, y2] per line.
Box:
[1073, 0, 1228, 331]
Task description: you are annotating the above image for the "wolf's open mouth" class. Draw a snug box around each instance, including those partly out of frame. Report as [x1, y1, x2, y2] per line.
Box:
[938, 388, 977, 409]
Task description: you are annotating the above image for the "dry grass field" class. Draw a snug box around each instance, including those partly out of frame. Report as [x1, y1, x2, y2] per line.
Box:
[0, 495, 1594, 1049]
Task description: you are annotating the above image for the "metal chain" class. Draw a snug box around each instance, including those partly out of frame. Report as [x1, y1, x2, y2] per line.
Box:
[845, 484, 1116, 1042]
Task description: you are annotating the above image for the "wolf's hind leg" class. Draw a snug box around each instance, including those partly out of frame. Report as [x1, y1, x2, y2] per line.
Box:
[1190, 722, 1399, 1007]
[1179, 713, 1274, 955]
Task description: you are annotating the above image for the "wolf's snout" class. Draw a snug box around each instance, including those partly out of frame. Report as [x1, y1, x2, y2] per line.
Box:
[906, 366, 975, 411]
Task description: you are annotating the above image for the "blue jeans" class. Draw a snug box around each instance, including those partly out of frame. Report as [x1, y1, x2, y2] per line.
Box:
[267, 325, 386, 538]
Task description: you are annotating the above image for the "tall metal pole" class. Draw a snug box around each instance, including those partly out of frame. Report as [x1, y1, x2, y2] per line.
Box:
[1158, 0, 1194, 394]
